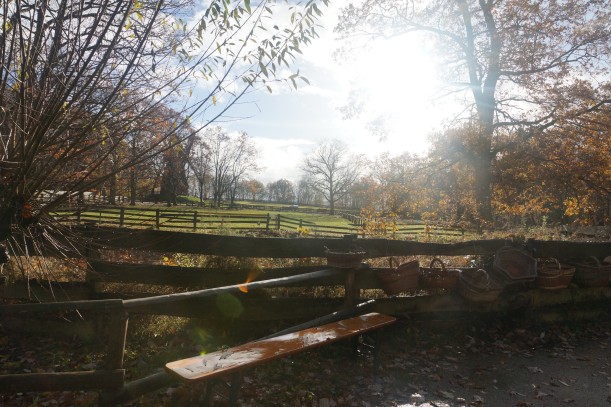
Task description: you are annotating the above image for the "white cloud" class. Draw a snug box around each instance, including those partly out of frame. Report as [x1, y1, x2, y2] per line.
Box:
[252, 137, 316, 183]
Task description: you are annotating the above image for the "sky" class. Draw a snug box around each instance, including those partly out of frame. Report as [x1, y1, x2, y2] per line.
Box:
[192, 1, 462, 184]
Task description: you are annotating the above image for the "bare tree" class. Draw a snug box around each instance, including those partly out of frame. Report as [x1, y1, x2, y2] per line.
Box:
[301, 140, 366, 215]
[296, 177, 323, 206]
[227, 132, 261, 206]
[268, 179, 296, 204]
[243, 179, 265, 201]
[189, 137, 211, 206]
[206, 127, 260, 207]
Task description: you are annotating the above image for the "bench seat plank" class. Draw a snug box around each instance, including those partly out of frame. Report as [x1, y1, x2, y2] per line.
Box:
[165, 312, 396, 382]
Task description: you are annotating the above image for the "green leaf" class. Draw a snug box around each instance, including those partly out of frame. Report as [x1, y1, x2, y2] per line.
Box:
[259, 62, 268, 78]
[245, 0, 251, 13]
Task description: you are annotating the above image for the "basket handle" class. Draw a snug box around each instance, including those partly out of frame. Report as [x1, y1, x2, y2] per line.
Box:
[475, 269, 491, 289]
[588, 256, 601, 267]
[542, 258, 561, 271]
[429, 257, 446, 270]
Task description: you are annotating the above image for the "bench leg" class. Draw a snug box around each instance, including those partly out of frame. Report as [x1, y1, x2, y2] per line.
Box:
[372, 329, 382, 371]
[201, 373, 242, 407]
[229, 372, 242, 406]
[204, 379, 216, 407]
[351, 330, 384, 371]
[351, 336, 359, 358]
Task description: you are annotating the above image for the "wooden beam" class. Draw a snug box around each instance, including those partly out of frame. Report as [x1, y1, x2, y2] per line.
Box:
[88, 261, 325, 286]
[71, 226, 611, 259]
[0, 299, 123, 315]
[10, 226, 611, 260]
[125, 296, 344, 320]
[122, 268, 340, 310]
[0, 370, 124, 392]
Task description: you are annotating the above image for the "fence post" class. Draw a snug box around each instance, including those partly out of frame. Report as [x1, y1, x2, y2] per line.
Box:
[119, 208, 125, 227]
[265, 214, 270, 232]
[155, 209, 160, 229]
[276, 214, 280, 230]
[299, 219, 303, 229]
[106, 310, 129, 370]
[193, 211, 197, 231]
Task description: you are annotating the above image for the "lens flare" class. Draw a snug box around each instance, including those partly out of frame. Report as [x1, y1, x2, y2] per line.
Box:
[238, 268, 262, 293]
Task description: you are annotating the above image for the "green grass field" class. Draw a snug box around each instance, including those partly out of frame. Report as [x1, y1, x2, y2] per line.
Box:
[51, 199, 470, 239]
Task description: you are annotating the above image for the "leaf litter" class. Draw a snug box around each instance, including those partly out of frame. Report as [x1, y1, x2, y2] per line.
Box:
[1, 310, 609, 406]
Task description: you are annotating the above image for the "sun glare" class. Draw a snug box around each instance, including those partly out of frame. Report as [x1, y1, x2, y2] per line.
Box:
[346, 35, 444, 154]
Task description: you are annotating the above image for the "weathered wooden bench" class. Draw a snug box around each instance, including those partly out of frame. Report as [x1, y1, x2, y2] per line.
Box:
[165, 312, 397, 406]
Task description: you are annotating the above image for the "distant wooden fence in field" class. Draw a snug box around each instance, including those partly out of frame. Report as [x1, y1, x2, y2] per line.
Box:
[50, 206, 466, 237]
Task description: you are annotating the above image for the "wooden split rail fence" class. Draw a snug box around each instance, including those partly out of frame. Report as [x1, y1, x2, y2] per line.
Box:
[50, 206, 466, 237]
[1, 227, 610, 405]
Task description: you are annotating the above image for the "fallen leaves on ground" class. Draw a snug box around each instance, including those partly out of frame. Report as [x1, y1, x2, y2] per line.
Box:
[1, 310, 609, 406]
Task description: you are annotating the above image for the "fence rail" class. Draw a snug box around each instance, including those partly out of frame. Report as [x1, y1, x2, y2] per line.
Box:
[51, 206, 464, 237]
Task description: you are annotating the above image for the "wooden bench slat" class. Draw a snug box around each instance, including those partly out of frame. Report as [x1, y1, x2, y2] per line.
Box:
[165, 312, 396, 382]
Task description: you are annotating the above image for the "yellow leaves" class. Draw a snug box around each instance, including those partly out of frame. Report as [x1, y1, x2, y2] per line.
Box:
[163, 256, 177, 266]
[212, 95, 217, 106]
[563, 197, 579, 217]
[297, 226, 311, 236]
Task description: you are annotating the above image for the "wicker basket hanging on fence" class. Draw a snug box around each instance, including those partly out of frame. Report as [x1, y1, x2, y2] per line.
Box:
[419, 258, 460, 290]
[324, 247, 366, 269]
[535, 259, 575, 290]
[458, 268, 504, 303]
[376, 258, 419, 295]
[568, 257, 610, 288]
[492, 246, 537, 285]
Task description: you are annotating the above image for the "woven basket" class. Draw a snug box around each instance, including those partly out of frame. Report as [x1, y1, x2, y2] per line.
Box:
[569, 257, 610, 288]
[536, 259, 575, 290]
[376, 259, 419, 295]
[493, 247, 537, 284]
[325, 248, 366, 269]
[459, 269, 503, 302]
[420, 258, 460, 290]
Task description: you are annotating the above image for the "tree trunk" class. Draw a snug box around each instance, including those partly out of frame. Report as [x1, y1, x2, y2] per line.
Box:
[108, 175, 117, 205]
[473, 153, 493, 225]
[129, 169, 137, 206]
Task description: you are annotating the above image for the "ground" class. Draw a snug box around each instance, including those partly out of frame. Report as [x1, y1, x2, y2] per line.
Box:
[1, 310, 610, 406]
